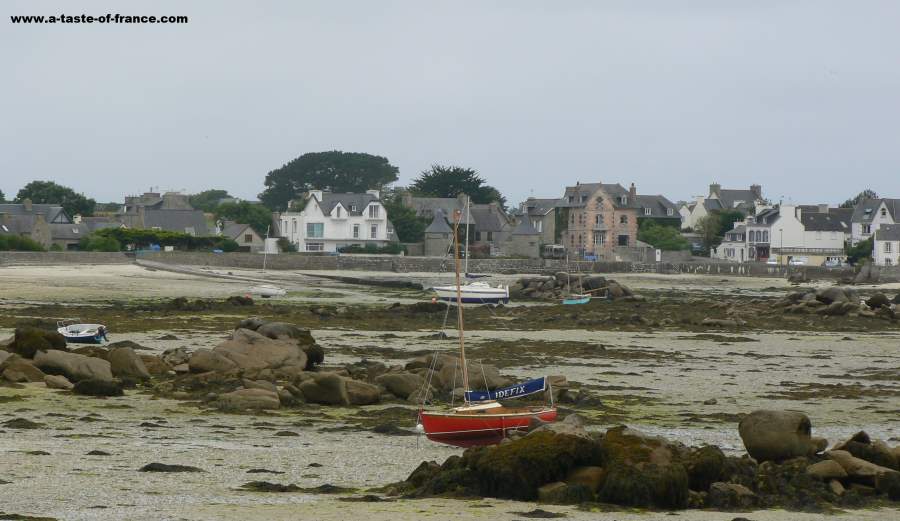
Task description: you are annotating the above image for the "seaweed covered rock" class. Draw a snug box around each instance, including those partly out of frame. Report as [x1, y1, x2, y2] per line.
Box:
[8, 327, 67, 358]
[215, 388, 280, 411]
[73, 378, 124, 397]
[754, 458, 831, 510]
[685, 445, 726, 491]
[298, 373, 349, 405]
[706, 482, 757, 509]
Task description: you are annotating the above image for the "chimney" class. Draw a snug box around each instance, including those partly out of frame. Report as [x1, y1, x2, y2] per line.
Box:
[709, 184, 721, 197]
[23, 198, 33, 212]
[750, 184, 762, 200]
[818, 203, 829, 214]
[629, 183, 637, 199]
[365, 189, 380, 200]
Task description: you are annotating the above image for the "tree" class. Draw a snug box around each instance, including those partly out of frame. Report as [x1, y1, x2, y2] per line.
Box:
[840, 189, 879, 209]
[637, 220, 689, 251]
[190, 189, 231, 212]
[0, 189, 5, 202]
[695, 214, 722, 252]
[259, 151, 399, 210]
[846, 236, 873, 265]
[0, 235, 44, 251]
[214, 202, 273, 236]
[382, 189, 428, 242]
[78, 234, 121, 252]
[410, 165, 506, 208]
[715, 209, 745, 237]
[15, 181, 96, 217]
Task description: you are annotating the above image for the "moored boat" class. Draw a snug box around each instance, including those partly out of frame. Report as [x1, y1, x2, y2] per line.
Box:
[57, 321, 108, 344]
[562, 294, 591, 305]
[432, 281, 509, 304]
[249, 284, 287, 298]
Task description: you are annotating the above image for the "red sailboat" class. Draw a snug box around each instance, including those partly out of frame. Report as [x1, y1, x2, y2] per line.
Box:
[417, 210, 557, 448]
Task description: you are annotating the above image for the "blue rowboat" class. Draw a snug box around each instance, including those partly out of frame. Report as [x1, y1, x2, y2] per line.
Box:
[562, 294, 591, 305]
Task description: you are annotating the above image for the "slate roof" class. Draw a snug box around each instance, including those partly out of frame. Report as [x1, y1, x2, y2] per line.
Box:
[634, 194, 677, 217]
[517, 198, 563, 217]
[800, 212, 850, 232]
[875, 224, 900, 241]
[0, 203, 69, 224]
[561, 183, 636, 209]
[142, 209, 208, 236]
[751, 208, 780, 226]
[80, 216, 124, 232]
[851, 198, 900, 223]
[713, 189, 759, 209]
[511, 217, 540, 235]
[404, 196, 472, 224]
[49, 223, 90, 240]
[468, 204, 509, 232]
[424, 210, 453, 234]
[316, 192, 379, 216]
[221, 221, 255, 240]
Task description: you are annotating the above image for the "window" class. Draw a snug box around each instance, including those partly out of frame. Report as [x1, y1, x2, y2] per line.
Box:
[618, 234, 629, 246]
[351, 205, 358, 212]
[306, 223, 324, 238]
[533, 220, 542, 232]
[370, 224, 377, 238]
[368, 205, 380, 218]
[292, 220, 297, 235]
[886, 242, 893, 253]
[666, 208, 674, 216]
[306, 242, 324, 251]
[644, 208, 652, 216]
[594, 231, 606, 245]
[72, 227, 79, 234]
[244, 234, 253, 243]
[336, 207, 342, 218]
[863, 224, 872, 234]
[619, 215, 628, 224]
[487, 231, 493, 241]
[881, 208, 887, 217]
[620, 196, 627, 205]
[476, 231, 482, 241]
[887, 258, 894, 266]
[595, 214, 604, 226]
[353, 224, 359, 238]
[763, 231, 768, 242]
[567, 196, 574, 203]
[580, 195, 587, 203]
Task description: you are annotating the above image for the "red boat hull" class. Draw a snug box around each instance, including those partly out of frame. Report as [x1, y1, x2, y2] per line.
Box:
[419, 408, 558, 447]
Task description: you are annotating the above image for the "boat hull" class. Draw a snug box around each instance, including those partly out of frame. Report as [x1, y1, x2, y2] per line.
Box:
[419, 408, 557, 447]
[562, 296, 590, 305]
[63, 334, 107, 345]
[432, 286, 509, 304]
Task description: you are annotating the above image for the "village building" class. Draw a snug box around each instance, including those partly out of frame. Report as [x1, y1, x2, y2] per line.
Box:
[850, 198, 900, 245]
[402, 192, 518, 256]
[278, 190, 394, 252]
[680, 183, 766, 230]
[0, 200, 90, 250]
[560, 182, 639, 260]
[873, 224, 900, 266]
[117, 191, 208, 236]
[219, 220, 265, 253]
[511, 197, 564, 246]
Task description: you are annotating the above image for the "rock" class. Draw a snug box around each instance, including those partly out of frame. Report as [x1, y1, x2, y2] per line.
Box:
[436, 361, 509, 392]
[161, 347, 192, 367]
[536, 481, 593, 504]
[108, 347, 150, 380]
[240, 481, 300, 492]
[738, 410, 820, 462]
[242, 379, 277, 392]
[875, 471, 900, 500]
[706, 482, 757, 509]
[841, 440, 899, 470]
[565, 466, 605, 492]
[2, 418, 44, 429]
[237, 317, 266, 330]
[829, 479, 845, 496]
[816, 286, 850, 304]
[346, 379, 381, 405]
[139, 462, 204, 473]
[827, 450, 898, 482]
[866, 293, 890, 309]
[215, 388, 281, 411]
[173, 363, 190, 373]
[405, 353, 457, 372]
[8, 327, 67, 358]
[33, 349, 113, 383]
[805, 459, 847, 480]
[256, 322, 313, 342]
[1, 356, 46, 382]
[701, 318, 739, 327]
[531, 413, 590, 440]
[189, 349, 238, 373]
[107, 340, 149, 351]
[44, 374, 74, 390]
[73, 378, 124, 397]
[86, 450, 111, 456]
[140, 355, 173, 376]
[703, 398, 718, 405]
[685, 445, 726, 491]
[375, 372, 425, 400]
[298, 373, 349, 405]
[213, 329, 307, 371]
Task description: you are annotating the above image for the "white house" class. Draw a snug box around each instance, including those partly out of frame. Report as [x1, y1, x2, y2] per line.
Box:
[681, 183, 766, 230]
[850, 198, 899, 245]
[711, 222, 748, 262]
[278, 190, 393, 252]
[874, 224, 900, 266]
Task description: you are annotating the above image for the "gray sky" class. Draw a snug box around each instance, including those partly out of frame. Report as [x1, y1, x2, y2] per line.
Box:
[3, 1, 899, 207]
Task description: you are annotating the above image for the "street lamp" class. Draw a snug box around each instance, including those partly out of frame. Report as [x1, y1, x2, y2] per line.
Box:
[779, 228, 783, 265]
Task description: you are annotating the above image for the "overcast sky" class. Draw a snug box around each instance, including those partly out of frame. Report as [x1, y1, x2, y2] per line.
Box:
[3, 1, 899, 207]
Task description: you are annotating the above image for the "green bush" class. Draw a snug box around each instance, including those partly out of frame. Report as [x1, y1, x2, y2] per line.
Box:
[637, 220, 690, 251]
[0, 235, 45, 251]
[49, 243, 63, 251]
[846, 237, 873, 265]
[88, 228, 239, 252]
[78, 234, 121, 252]
[277, 237, 296, 252]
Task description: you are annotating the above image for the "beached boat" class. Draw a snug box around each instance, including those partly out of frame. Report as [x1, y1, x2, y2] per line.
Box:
[561, 253, 590, 305]
[418, 212, 556, 448]
[249, 284, 286, 298]
[57, 321, 108, 344]
[432, 281, 509, 304]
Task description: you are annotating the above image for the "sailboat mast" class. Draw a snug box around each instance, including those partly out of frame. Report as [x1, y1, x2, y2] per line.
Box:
[453, 210, 470, 394]
[464, 197, 470, 274]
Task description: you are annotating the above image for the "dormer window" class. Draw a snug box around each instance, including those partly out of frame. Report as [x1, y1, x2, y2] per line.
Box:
[368, 205, 380, 218]
[568, 196, 574, 203]
[350, 205, 358, 212]
[881, 208, 887, 217]
[666, 208, 674, 216]
[644, 208, 652, 216]
[620, 196, 627, 205]
[580, 195, 587, 203]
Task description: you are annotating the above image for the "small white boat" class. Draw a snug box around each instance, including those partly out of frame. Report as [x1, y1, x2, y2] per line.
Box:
[57, 321, 108, 344]
[432, 281, 509, 304]
[249, 284, 287, 298]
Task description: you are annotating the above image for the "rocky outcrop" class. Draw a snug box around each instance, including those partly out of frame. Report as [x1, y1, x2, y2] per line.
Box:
[235, 318, 323, 369]
[7, 328, 67, 359]
[738, 410, 824, 462]
[215, 388, 281, 411]
[108, 346, 151, 381]
[298, 373, 349, 406]
[213, 329, 308, 373]
[508, 275, 636, 301]
[33, 349, 113, 383]
[1, 355, 46, 383]
[188, 349, 237, 374]
[44, 374, 74, 390]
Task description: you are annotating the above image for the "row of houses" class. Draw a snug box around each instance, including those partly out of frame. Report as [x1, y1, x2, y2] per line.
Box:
[0, 192, 266, 252]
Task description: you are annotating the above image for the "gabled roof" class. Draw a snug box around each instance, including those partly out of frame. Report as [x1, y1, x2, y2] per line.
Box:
[0, 203, 69, 224]
[404, 196, 472, 224]
[801, 212, 850, 232]
[468, 204, 510, 232]
[221, 221, 257, 241]
[511, 217, 540, 235]
[316, 192, 379, 216]
[713, 189, 759, 209]
[518, 198, 563, 217]
[424, 209, 453, 234]
[875, 224, 900, 241]
[633, 194, 677, 217]
[751, 208, 780, 226]
[142, 209, 208, 236]
[49, 222, 90, 240]
[851, 198, 900, 223]
[561, 183, 636, 209]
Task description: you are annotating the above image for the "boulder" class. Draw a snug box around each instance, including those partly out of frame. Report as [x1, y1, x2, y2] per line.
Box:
[242, 378, 277, 392]
[865, 293, 890, 309]
[1, 355, 46, 383]
[685, 445, 726, 491]
[44, 374, 74, 390]
[188, 349, 237, 374]
[805, 459, 847, 480]
[738, 410, 820, 462]
[33, 349, 113, 383]
[436, 362, 509, 392]
[346, 379, 381, 405]
[531, 413, 590, 440]
[213, 329, 307, 371]
[161, 347, 191, 367]
[816, 286, 850, 305]
[73, 378, 124, 397]
[706, 482, 757, 509]
[236, 317, 266, 331]
[298, 373, 349, 405]
[375, 372, 425, 400]
[108, 347, 151, 380]
[565, 466, 605, 493]
[405, 353, 457, 372]
[140, 355, 173, 376]
[827, 450, 898, 482]
[536, 481, 593, 504]
[215, 388, 281, 411]
[255, 322, 314, 343]
[875, 471, 900, 500]
[8, 328, 67, 358]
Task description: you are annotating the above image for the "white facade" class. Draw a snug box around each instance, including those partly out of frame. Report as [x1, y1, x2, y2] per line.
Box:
[851, 200, 896, 245]
[873, 225, 900, 266]
[279, 190, 391, 252]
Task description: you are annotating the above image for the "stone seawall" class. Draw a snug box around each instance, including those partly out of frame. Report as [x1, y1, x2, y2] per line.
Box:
[0, 252, 133, 266]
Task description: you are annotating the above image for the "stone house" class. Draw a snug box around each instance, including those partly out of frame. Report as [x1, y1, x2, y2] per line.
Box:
[560, 182, 639, 260]
[0, 200, 90, 250]
[511, 197, 564, 245]
[681, 183, 766, 230]
[402, 193, 518, 256]
[117, 191, 208, 236]
[220, 221, 265, 253]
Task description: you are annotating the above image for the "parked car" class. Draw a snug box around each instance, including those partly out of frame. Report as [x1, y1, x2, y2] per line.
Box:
[823, 258, 843, 268]
[789, 256, 808, 266]
[766, 256, 779, 265]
